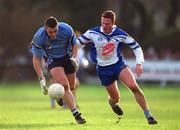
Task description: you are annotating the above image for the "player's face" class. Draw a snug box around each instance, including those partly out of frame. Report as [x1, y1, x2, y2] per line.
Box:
[45, 26, 58, 39]
[101, 17, 114, 34]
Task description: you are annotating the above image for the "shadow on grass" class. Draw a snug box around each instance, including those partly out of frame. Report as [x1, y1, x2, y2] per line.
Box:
[0, 122, 85, 129]
[0, 123, 59, 129]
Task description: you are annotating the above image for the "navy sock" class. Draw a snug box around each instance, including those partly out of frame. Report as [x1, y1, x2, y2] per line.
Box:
[144, 110, 152, 118]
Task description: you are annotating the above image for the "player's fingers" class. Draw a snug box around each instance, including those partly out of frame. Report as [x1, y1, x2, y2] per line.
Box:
[136, 68, 142, 77]
[138, 71, 141, 77]
[136, 71, 140, 77]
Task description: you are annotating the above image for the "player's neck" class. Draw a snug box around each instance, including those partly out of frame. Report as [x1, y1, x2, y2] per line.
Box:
[103, 30, 112, 34]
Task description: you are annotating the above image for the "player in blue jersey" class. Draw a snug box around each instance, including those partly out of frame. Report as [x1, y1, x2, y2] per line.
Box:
[31, 16, 86, 124]
[77, 10, 157, 125]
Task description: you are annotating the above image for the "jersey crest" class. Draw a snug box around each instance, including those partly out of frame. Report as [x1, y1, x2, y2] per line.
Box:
[102, 42, 115, 56]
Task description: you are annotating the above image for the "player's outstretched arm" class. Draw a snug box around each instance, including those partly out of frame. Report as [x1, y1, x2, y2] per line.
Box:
[72, 44, 78, 58]
[71, 44, 78, 70]
[32, 56, 48, 95]
[132, 47, 144, 77]
[32, 56, 44, 78]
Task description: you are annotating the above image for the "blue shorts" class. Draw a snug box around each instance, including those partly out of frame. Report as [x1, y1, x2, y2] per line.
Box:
[96, 60, 126, 87]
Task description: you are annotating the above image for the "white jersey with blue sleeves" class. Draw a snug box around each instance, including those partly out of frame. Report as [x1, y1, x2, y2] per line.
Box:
[78, 25, 144, 66]
[31, 22, 76, 64]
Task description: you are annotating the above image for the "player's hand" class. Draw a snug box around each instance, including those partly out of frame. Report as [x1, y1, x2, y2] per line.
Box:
[39, 76, 48, 95]
[70, 57, 78, 71]
[135, 64, 143, 77]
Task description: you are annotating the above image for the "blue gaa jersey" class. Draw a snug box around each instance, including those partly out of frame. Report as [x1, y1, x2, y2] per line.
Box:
[78, 25, 144, 66]
[31, 22, 76, 64]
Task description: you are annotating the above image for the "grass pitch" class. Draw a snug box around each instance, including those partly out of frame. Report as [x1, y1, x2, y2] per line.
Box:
[0, 82, 180, 130]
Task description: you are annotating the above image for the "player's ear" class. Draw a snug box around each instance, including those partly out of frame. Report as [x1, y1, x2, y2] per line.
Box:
[44, 25, 48, 30]
[44, 26, 47, 31]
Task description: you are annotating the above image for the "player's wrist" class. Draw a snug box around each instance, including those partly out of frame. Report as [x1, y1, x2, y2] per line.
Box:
[39, 76, 45, 81]
[136, 62, 143, 65]
[70, 57, 78, 70]
[70, 57, 76, 60]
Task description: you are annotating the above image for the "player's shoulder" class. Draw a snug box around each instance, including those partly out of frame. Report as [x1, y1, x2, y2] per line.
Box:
[59, 22, 74, 36]
[88, 26, 100, 32]
[112, 26, 128, 37]
[59, 22, 73, 32]
[34, 27, 45, 37]
[84, 26, 101, 36]
[33, 27, 46, 43]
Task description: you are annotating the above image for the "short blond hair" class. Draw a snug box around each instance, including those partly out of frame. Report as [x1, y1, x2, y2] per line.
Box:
[101, 10, 116, 23]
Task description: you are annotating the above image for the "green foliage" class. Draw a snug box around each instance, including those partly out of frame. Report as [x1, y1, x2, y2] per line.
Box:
[0, 83, 180, 130]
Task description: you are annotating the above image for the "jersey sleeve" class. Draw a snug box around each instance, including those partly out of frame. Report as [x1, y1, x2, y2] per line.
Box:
[66, 24, 77, 45]
[77, 30, 92, 45]
[31, 33, 44, 58]
[123, 34, 144, 64]
[123, 35, 140, 50]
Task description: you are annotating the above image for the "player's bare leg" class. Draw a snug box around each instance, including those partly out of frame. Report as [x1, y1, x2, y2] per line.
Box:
[66, 73, 85, 124]
[119, 67, 157, 124]
[50, 67, 76, 109]
[50, 67, 86, 124]
[67, 73, 79, 108]
[105, 81, 123, 116]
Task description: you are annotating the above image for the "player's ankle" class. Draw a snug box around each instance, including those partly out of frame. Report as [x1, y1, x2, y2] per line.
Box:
[144, 110, 152, 118]
[71, 108, 81, 117]
[109, 100, 118, 107]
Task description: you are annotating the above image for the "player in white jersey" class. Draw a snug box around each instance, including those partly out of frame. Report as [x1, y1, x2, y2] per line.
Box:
[77, 10, 157, 125]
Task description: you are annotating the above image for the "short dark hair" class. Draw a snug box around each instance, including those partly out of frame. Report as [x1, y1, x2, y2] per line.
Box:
[44, 16, 58, 28]
[101, 10, 116, 23]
